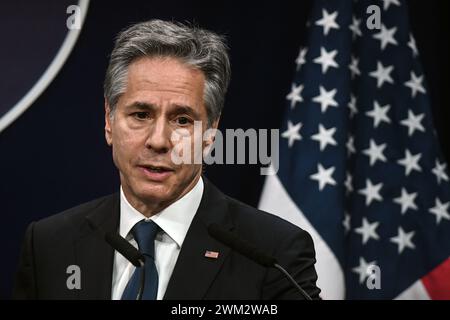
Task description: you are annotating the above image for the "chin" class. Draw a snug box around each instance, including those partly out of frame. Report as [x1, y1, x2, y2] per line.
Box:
[136, 183, 174, 203]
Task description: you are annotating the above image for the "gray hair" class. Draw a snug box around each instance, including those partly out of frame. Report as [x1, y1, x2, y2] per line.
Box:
[104, 19, 231, 126]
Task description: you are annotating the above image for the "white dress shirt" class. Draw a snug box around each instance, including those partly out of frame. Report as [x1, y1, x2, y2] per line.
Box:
[111, 177, 204, 300]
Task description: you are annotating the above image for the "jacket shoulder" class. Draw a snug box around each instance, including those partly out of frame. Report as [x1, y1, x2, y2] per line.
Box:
[33, 193, 118, 236]
[217, 192, 320, 299]
[226, 195, 303, 232]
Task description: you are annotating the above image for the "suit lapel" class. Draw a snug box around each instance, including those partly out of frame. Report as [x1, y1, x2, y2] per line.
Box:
[164, 178, 234, 300]
[74, 193, 120, 299]
[70, 178, 233, 300]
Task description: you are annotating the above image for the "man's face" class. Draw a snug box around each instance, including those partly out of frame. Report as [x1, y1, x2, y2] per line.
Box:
[105, 57, 215, 209]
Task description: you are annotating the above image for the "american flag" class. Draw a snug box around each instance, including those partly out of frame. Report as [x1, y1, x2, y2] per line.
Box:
[259, 0, 450, 299]
[204, 250, 220, 259]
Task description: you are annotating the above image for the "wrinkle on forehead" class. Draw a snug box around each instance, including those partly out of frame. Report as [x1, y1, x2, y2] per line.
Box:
[127, 56, 204, 94]
[117, 56, 206, 113]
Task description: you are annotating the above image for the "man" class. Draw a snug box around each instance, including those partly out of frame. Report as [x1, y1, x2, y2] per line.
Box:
[13, 20, 321, 300]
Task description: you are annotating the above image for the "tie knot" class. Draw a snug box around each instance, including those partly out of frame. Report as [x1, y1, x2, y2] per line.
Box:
[132, 220, 159, 259]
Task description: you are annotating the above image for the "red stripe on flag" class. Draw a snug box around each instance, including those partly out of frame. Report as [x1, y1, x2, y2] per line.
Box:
[422, 257, 450, 299]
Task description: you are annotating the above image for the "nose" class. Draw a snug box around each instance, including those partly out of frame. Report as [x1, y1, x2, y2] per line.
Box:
[145, 116, 171, 154]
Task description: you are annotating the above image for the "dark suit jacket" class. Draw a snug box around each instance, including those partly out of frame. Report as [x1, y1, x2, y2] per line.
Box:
[13, 178, 321, 300]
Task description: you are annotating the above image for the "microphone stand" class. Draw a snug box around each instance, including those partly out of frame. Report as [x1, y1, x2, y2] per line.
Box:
[273, 263, 312, 300]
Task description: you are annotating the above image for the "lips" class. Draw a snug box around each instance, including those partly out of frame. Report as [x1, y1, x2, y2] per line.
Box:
[138, 164, 174, 181]
[140, 164, 174, 173]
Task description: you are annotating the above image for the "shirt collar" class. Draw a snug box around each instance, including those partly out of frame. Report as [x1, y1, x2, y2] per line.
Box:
[119, 177, 204, 248]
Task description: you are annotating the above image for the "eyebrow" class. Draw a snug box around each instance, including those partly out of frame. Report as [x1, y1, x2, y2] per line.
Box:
[125, 101, 201, 119]
[125, 101, 156, 111]
[171, 104, 200, 119]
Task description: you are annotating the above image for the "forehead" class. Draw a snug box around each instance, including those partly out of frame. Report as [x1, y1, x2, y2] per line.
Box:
[124, 56, 205, 103]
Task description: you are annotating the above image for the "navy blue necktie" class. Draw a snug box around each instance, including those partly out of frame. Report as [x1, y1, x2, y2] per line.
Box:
[121, 220, 159, 300]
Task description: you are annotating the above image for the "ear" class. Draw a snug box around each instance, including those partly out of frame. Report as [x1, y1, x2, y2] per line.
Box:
[211, 117, 220, 130]
[104, 99, 113, 146]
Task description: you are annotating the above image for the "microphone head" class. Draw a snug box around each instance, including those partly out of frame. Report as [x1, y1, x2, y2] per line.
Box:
[208, 223, 277, 267]
[104, 232, 145, 268]
[85, 217, 144, 268]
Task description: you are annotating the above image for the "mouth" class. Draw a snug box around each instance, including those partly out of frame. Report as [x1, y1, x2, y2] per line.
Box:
[137, 164, 175, 181]
[139, 164, 174, 173]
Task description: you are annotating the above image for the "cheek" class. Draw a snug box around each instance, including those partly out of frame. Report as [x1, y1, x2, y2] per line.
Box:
[111, 124, 145, 164]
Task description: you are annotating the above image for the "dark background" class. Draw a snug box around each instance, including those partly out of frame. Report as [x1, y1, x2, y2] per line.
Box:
[0, 0, 448, 298]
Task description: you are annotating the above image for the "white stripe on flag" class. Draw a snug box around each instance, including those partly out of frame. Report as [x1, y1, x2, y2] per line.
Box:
[395, 280, 431, 300]
[258, 171, 345, 299]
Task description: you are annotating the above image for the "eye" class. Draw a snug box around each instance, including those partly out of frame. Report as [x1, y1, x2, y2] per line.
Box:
[132, 112, 149, 120]
[176, 116, 191, 125]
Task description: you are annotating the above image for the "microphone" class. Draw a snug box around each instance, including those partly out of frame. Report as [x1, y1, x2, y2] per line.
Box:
[85, 217, 146, 300]
[207, 223, 312, 300]
[104, 232, 145, 268]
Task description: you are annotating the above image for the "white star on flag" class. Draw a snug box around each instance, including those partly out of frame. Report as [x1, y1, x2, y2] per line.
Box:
[393, 188, 418, 214]
[404, 71, 426, 98]
[400, 110, 425, 136]
[358, 179, 383, 206]
[373, 23, 398, 50]
[407, 34, 418, 57]
[345, 172, 353, 195]
[315, 9, 339, 36]
[366, 101, 391, 128]
[349, 16, 362, 40]
[311, 124, 337, 151]
[312, 86, 338, 113]
[369, 61, 394, 88]
[347, 94, 358, 118]
[354, 217, 380, 245]
[362, 139, 388, 166]
[310, 163, 337, 191]
[286, 83, 304, 109]
[349, 56, 361, 79]
[432, 160, 449, 184]
[346, 135, 356, 157]
[397, 149, 422, 176]
[352, 257, 377, 284]
[295, 48, 308, 71]
[281, 120, 302, 148]
[313, 47, 339, 74]
[343, 213, 351, 233]
[390, 227, 416, 254]
[429, 198, 450, 225]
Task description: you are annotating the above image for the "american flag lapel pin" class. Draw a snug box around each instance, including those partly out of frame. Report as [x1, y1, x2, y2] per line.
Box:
[204, 250, 219, 259]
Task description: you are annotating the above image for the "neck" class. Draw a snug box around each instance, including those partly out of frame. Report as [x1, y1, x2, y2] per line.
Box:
[121, 175, 201, 218]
